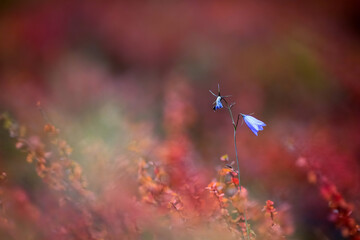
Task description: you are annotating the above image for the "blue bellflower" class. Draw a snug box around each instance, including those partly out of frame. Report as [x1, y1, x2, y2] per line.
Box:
[209, 84, 231, 111]
[214, 96, 223, 110]
[241, 114, 266, 136]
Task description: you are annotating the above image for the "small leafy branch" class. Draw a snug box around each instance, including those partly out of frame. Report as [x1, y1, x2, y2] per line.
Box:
[1, 107, 108, 239]
[206, 156, 289, 240]
[297, 157, 360, 239]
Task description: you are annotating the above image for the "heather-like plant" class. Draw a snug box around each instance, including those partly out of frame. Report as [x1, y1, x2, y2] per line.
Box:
[0, 85, 292, 240]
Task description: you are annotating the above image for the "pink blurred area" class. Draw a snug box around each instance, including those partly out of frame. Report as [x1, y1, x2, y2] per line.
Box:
[0, 1, 360, 239]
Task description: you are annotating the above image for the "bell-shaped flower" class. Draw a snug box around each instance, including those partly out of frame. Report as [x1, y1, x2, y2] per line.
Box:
[241, 114, 266, 136]
[213, 96, 223, 110]
[210, 84, 231, 111]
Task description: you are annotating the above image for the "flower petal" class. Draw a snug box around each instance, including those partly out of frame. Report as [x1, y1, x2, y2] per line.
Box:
[244, 117, 258, 134]
[242, 114, 266, 136]
[245, 115, 266, 126]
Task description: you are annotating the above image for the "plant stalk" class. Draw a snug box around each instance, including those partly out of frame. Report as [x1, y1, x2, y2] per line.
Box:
[227, 105, 251, 240]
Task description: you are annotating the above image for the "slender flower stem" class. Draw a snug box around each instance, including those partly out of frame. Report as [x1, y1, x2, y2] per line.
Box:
[226, 104, 251, 240]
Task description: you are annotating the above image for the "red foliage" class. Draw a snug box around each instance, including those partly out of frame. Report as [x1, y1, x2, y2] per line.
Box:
[0, 2, 359, 239]
[297, 157, 360, 239]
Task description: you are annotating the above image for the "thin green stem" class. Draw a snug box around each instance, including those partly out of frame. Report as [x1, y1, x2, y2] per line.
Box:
[226, 105, 250, 240]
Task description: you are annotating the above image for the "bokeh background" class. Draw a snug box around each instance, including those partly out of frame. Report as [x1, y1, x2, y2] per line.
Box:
[0, 1, 360, 239]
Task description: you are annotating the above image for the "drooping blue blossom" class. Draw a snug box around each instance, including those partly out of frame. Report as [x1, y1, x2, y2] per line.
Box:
[214, 96, 223, 110]
[209, 84, 230, 111]
[241, 114, 266, 136]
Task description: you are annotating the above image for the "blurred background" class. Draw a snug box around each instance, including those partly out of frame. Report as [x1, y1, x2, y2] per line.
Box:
[0, 1, 360, 239]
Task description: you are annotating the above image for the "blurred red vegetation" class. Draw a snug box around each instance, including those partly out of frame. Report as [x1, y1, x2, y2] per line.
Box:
[0, 1, 360, 239]
[297, 157, 360, 240]
[0, 93, 296, 239]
